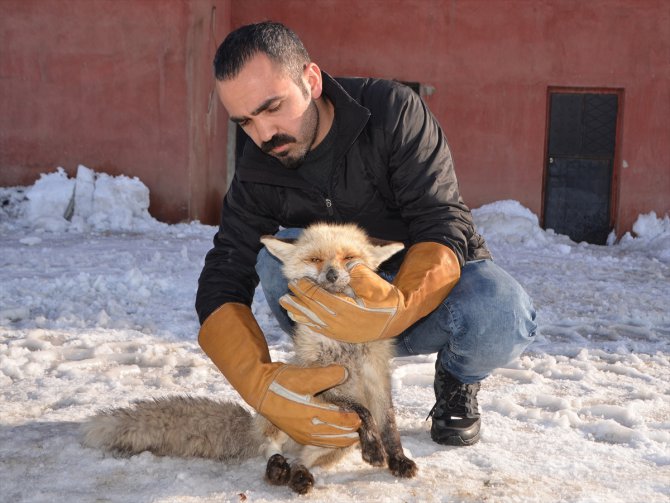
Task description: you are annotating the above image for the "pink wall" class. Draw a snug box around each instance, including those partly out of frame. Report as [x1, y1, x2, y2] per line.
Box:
[0, 0, 230, 223]
[231, 0, 670, 235]
[1, 0, 668, 233]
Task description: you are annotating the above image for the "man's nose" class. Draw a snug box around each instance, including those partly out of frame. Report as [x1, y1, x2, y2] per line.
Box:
[253, 119, 276, 144]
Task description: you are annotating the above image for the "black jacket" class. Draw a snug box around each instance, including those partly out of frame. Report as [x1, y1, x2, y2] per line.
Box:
[196, 73, 490, 324]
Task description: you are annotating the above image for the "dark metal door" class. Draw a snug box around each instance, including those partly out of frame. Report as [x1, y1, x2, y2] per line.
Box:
[543, 92, 619, 244]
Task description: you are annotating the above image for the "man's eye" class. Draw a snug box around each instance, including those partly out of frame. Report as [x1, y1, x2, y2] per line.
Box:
[238, 119, 250, 127]
[267, 104, 281, 113]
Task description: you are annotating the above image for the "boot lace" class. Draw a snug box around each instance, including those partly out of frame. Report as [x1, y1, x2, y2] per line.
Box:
[427, 378, 480, 420]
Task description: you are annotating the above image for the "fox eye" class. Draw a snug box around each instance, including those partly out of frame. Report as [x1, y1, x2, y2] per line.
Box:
[343, 255, 356, 261]
[309, 257, 322, 263]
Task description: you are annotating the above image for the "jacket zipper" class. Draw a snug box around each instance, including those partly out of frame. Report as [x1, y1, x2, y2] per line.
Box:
[324, 159, 337, 217]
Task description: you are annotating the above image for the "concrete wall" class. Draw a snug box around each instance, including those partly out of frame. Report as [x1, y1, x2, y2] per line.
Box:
[0, 0, 230, 224]
[1, 0, 668, 234]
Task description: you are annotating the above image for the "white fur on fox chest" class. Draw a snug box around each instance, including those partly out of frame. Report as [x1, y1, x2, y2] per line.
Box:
[291, 326, 394, 413]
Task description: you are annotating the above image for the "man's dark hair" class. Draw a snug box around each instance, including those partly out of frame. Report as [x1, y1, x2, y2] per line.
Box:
[213, 21, 310, 84]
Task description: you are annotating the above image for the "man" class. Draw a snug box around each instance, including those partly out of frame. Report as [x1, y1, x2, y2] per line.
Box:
[196, 21, 536, 449]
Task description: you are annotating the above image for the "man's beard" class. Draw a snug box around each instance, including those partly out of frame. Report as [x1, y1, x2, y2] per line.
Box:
[261, 100, 320, 170]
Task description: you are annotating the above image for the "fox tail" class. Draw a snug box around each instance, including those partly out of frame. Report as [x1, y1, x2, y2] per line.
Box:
[81, 396, 263, 461]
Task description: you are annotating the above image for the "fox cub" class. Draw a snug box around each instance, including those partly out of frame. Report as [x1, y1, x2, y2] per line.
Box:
[82, 223, 417, 494]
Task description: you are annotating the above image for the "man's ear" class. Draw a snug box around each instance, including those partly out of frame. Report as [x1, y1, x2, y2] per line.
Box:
[304, 62, 323, 99]
[260, 236, 296, 264]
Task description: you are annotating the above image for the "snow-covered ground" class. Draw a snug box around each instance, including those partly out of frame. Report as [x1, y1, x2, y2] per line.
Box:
[1, 168, 669, 503]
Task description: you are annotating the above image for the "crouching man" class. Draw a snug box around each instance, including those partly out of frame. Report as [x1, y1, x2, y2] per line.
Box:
[196, 21, 536, 449]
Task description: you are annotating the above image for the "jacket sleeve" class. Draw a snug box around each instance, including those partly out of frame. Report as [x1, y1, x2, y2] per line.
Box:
[195, 176, 279, 324]
[383, 84, 481, 266]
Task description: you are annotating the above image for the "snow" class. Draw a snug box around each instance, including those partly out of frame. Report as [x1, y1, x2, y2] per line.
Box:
[1, 168, 669, 502]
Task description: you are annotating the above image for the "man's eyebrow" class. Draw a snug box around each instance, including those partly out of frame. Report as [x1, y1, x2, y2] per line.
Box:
[229, 96, 281, 124]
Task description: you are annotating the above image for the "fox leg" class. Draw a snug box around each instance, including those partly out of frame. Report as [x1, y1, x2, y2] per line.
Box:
[259, 421, 324, 494]
[348, 402, 386, 466]
[264, 451, 315, 495]
[264, 453, 291, 486]
[319, 394, 386, 467]
[286, 460, 315, 495]
[266, 445, 329, 494]
[261, 435, 316, 495]
[255, 416, 295, 487]
[379, 406, 418, 478]
[267, 434, 353, 494]
[262, 398, 388, 493]
[265, 401, 387, 494]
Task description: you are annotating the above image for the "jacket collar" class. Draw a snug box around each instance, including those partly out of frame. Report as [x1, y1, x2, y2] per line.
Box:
[236, 72, 371, 187]
[322, 72, 371, 164]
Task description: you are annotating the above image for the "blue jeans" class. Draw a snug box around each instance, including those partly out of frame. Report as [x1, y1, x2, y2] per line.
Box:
[256, 228, 536, 384]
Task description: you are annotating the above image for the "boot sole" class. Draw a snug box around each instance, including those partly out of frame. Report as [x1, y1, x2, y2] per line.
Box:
[432, 430, 481, 446]
[431, 424, 481, 446]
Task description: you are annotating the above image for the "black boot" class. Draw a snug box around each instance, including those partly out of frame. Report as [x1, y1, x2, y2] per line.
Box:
[427, 359, 481, 446]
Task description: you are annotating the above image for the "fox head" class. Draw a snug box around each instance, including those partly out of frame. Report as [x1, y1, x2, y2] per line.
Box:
[261, 223, 404, 294]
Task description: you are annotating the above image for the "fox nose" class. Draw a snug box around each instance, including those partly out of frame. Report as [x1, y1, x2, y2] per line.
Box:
[325, 268, 339, 283]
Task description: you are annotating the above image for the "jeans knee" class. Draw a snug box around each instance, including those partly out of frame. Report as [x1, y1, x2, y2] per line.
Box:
[462, 281, 535, 353]
[440, 261, 536, 381]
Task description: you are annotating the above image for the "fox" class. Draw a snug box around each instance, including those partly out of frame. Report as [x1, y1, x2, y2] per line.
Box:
[81, 222, 417, 494]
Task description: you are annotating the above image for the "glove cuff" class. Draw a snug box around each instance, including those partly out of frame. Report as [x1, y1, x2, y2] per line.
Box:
[389, 241, 461, 333]
[198, 303, 280, 409]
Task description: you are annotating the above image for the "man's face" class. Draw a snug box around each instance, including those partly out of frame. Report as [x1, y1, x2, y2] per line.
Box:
[216, 54, 319, 169]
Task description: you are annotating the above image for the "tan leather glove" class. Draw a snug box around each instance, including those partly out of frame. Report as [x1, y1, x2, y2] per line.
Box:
[279, 242, 461, 343]
[198, 303, 361, 447]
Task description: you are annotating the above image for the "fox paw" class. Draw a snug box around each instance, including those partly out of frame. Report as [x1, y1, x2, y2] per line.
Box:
[289, 464, 314, 495]
[388, 455, 418, 478]
[265, 454, 291, 486]
[362, 440, 386, 467]
[360, 430, 386, 467]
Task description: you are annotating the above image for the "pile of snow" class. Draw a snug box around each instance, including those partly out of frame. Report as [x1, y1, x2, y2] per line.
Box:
[472, 200, 573, 255]
[473, 199, 670, 263]
[1, 171, 669, 502]
[618, 211, 670, 263]
[1, 165, 163, 234]
[472, 200, 549, 246]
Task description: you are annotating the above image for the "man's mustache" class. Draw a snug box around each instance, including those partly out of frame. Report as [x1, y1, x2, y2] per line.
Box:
[261, 134, 297, 154]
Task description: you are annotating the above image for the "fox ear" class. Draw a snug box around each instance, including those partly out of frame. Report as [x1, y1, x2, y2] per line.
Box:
[260, 236, 296, 264]
[368, 241, 405, 268]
